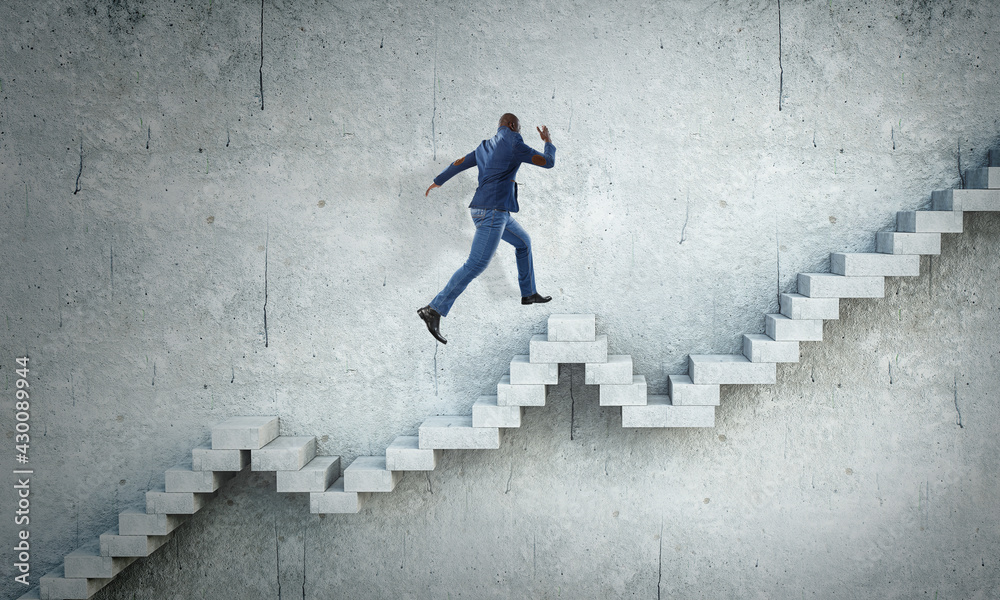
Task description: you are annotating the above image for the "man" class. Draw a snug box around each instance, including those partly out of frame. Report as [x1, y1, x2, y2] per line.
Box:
[418, 113, 556, 344]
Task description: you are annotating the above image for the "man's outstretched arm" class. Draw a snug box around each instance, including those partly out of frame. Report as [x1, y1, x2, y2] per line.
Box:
[426, 151, 478, 196]
[515, 126, 556, 169]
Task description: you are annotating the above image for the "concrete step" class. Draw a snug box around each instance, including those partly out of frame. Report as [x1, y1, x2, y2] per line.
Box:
[385, 436, 441, 471]
[509, 354, 558, 385]
[689, 355, 776, 385]
[251, 436, 317, 471]
[276, 455, 342, 493]
[16, 587, 41, 600]
[40, 564, 111, 600]
[547, 313, 596, 341]
[967, 167, 1000, 189]
[118, 507, 187, 536]
[797, 273, 884, 298]
[99, 526, 171, 558]
[496, 374, 546, 407]
[621, 396, 716, 428]
[876, 231, 941, 255]
[529, 334, 608, 364]
[472, 396, 523, 428]
[779, 293, 840, 320]
[211, 416, 279, 450]
[830, 252, 920, 277]
[419, 415, 501, 449]
[164, 462, 233, 493]
[145, 485, 215, 515]
[896, 210, 963, 233]
[766, 314, 822, 342]
[310, 477, 369, 514]
[667, 375, 720, 406]
[599, 375, 648, 406]
[585, 355, 633, 385]
[64, 540, 136, 579]
[191, 444, 250, 472]
[932, 188, 1000, 211]
[343, 456, 402, 493]
[742, 334, 800, 363]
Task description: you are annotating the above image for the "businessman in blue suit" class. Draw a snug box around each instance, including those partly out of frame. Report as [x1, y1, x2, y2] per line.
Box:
[419, 113, 556, 344]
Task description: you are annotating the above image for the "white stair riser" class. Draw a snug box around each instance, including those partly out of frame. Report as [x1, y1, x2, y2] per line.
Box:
[598, 375, 647, 406]
[473, 397, 523, 428]
[145, 488, 215, 515]
[622, 397, 716, 427]
[385, 436, 441, 471]
[251, 436, 317, 471]
[766, 314, 823, 342]
[65, 543, 136, 579]
[509, 355, 558, 385]
[896, 210, 963, 233]
[585, 355, 633, 385]
[40, 566, 110, 600]
[932, 188, 1000, 211]
[830, 253, 920, 277]
[211, 416, 279, 450]
[310, 478, 368, 514]
[779, 293, 840, 320]
[118, 509, 186, 536]
[966, 167, 1000, 190]
[419, 416, 500, 449]
[529, 334, 608, 364]
[165, 466, 232, 494]
[689, 355, 776, 385]
[496, 375, 546, 406]
[191, 445, 250, 472]
[100, 529, 171, 558]
[547, 313, 596, 341]
[797, 274, 884, 298]
[667, 375, 720, 406]
[743, 334, 800, 363]
[343, 457, 402, 493]
[276, 456, 341, 494]
[875, 232, 941, 255]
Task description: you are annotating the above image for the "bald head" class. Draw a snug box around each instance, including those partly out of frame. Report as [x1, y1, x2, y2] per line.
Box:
[499, 113, 520, 133]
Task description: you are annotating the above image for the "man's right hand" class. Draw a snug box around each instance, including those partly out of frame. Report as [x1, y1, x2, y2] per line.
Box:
[425, 183, 441, 196]
[537, 125, 552, 144]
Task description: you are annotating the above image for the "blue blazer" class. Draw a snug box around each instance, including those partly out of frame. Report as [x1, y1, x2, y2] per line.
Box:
[433, 126, 556, 212]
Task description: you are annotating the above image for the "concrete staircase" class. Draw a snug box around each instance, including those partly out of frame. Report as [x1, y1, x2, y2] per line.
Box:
[20, 166, 1000, 599]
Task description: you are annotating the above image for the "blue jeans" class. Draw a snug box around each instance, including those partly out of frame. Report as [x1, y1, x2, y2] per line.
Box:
[430, 208, 537, 317]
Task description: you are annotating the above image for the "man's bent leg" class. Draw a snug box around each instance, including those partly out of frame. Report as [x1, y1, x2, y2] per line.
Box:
[430, 209, 507, 316]
[501, 216, 536, 297]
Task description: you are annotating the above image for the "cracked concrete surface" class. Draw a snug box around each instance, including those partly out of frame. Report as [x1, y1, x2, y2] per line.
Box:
[1, 0, 1000, 598]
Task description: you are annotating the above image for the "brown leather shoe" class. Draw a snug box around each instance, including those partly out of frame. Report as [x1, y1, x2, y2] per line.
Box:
[417, 305, 447, 344]
[521, 293, 552, 305]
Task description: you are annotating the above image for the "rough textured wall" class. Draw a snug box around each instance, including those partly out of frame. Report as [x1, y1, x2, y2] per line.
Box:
[1, 0, 999, 598]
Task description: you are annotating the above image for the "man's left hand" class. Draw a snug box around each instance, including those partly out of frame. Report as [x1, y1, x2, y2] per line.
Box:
[425, 183, 441, 196]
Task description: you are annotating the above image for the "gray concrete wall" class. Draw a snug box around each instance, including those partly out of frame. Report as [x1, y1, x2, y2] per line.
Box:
[1, 0, 999, 597]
